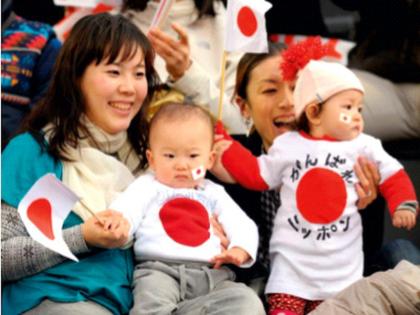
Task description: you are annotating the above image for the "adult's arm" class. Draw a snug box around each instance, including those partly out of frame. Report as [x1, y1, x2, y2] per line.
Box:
[1, 202, 89, 282]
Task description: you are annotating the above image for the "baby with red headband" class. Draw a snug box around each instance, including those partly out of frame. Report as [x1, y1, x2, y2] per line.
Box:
[214, 37, 418, 315]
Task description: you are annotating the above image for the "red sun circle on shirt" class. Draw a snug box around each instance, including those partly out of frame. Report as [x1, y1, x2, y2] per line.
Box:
[159, 198, 210, 247]
[237, 6, 258, 37]
[296, 168, 347, 224]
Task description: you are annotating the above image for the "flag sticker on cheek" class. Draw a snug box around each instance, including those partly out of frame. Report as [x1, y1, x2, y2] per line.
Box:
[339, 113, 352, 124]
[191, 165, 206, 180]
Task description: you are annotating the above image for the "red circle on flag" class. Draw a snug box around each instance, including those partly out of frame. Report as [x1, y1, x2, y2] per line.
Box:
[159, 198, 210, 247]
[237, 6, 258, 37]
[27, 198, 55, 240]
[296, 168, 347, 224]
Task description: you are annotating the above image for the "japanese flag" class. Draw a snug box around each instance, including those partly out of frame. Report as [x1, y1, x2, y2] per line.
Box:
[191, 165, 206, 180]
[225, 0, 272, 53]
[18, 174, 80, 261]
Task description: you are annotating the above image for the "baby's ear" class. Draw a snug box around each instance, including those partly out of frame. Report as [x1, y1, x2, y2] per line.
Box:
[146, 149, 155, 170]
[305, 103, 322, 125]
[207, 150, 216, 169]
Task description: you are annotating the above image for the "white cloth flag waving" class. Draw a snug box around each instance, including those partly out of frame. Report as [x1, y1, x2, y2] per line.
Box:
[18, 174, 80, 261]
[225, 0, 272, 53]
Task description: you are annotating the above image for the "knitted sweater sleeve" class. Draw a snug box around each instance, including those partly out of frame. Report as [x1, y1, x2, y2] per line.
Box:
[1, 203, 90, 282]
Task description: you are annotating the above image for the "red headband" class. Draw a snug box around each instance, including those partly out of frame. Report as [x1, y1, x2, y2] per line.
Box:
[280, 36, 330, 82]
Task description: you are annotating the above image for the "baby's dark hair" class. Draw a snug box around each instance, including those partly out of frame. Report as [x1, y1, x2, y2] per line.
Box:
[149, 103, 214, 145]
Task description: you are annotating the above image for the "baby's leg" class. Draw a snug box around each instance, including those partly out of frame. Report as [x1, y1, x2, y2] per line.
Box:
[175, 280, 265, 315]
[130, 261, 180, 315]
[267, 293, 306, 315]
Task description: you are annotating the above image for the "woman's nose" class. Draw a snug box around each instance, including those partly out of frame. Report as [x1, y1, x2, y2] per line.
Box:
[118, 78, 135, 94]
[278, 86, 294, 110]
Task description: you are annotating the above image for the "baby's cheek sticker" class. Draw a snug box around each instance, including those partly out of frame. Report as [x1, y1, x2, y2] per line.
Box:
[191, 165, 206, 180]
[339, 113, 351, 124]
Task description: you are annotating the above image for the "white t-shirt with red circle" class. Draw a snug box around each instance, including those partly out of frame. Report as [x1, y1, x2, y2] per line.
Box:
[260, 131, 412, 300]
[109, 173, 258, 267]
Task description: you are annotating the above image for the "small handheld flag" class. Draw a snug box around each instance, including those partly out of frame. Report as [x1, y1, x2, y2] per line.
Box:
[18, 174, 80, 261]
[225, 0, 272, 53]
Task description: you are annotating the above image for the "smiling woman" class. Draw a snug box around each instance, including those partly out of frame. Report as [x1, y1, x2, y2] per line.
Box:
[1, 13, 159, 315]
[81, 50, 148, 135]
[233, 43, 294, 150]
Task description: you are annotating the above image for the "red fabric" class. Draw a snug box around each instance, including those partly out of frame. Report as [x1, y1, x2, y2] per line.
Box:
[298, 130, 338, 142]
[215, 121, 268, 190]
[268, 293, 305, 315]
[379, 169, 418, 215]
[296, 168, 347, 224]
[214, 120, 233, 141]
[159, 198, 210, 247]
[268, 293, 322, 315]
[27, 198, 54, 240]
[221, 140, 269, 191]
[280, 36, 329, 82]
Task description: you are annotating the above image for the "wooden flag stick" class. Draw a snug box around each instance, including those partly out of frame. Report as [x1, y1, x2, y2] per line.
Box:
[78, 199, 105, 226]
[217, 50, 228, 121]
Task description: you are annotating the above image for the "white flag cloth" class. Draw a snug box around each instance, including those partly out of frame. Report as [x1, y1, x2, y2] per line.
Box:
[18, 174, 80, 261]
[225, 0, 272, 53]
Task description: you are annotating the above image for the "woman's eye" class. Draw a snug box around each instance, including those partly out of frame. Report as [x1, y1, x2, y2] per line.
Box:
[262, 89, 277, 94]
[136, 71, 145, 78]
[107, 70, 120, 76]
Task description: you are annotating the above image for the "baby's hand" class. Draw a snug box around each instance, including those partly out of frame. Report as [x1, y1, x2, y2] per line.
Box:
[211, 247, 251, 269]
[211, 139, 236, 183]
[392, 209, 417, 230]
[101, 211, 125, 231]
[83, 210, 130, 248]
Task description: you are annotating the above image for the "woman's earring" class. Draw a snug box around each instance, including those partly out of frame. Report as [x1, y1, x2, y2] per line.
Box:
[244, 117, 253, 131]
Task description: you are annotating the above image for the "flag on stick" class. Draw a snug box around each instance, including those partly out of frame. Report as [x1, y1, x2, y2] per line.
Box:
[18, 174, 80, 261]
[150, 0, 175, 29]
[225, 0, 272, 53]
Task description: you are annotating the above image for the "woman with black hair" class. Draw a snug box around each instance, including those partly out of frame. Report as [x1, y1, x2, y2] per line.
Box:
[2, 13, 159, 315]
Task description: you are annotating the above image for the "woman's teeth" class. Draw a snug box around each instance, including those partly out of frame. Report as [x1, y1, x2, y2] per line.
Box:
[110, 102, 131, 110]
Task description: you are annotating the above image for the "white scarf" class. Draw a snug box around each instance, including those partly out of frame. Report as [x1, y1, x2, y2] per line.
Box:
[44, 117, 141, 221]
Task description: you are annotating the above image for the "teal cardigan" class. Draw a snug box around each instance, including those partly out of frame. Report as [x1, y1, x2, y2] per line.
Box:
[2, 133, 134, 315]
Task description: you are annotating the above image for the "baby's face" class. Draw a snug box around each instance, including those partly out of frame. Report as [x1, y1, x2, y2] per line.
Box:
[318, 89, 364, 141]
[147, 118, 215, 189]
